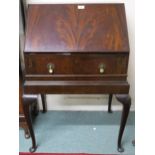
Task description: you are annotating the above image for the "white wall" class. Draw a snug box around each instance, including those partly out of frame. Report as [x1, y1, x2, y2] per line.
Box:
[25, 0, 135, 111]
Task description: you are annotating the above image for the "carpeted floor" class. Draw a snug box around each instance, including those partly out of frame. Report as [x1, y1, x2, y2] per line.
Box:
[19, 111, 135, 155]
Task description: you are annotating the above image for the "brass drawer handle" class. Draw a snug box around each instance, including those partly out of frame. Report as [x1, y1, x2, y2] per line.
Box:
[99, 63, 105, 74]
[47, 63, 54, 74]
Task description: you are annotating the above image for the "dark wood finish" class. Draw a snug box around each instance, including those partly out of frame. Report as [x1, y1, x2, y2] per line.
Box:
[19, 53, 30, 138]
[19, 77, 24, 113]
[41, 94, 47, 113]
[19, 64, 39, 138]
[19, 18, 39, 144]
[25, 4, 129, 53]
[108, 94, 113, 113]
[20, 0, 27, 33]
[23, 96, 38, 152]
[19, 73, 39, 139]
[24, 53, 128, 81]
[19, 75, 30, 139]
[24, 81, 129, 94]
[23, 4, 131, 153]
[25, 74, 127, 81]
[20, 1, 40, 150]
[115, 94, 131, 152]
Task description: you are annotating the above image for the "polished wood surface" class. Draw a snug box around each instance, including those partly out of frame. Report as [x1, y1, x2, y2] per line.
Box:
[25, 4, 129, 53]
[19, 77, 24, 114]
[24, 53, 128, 79]
[23, 4, 131, 152]
[19, 61, 39, 139]
[115, 94, 131, 152]
[24, 80, 129, 94]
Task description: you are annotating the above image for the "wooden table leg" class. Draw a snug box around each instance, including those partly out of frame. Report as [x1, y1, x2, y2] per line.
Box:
[115, 94, 131, 152]
[108, 94, 113, 113]
[41, 94, 47, 113]
[23, 95, 37, 152]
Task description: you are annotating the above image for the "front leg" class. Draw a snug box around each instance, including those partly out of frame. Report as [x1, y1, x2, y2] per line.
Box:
[41, 94, 47, 113]
[115, 94, 131, 152]
[23, 95, 37, 152]
[108, 94, 113, 113]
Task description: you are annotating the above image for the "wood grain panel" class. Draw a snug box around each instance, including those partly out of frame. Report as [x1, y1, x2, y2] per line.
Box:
[24, 4, 129, 53]
[24, 53, 128, 75]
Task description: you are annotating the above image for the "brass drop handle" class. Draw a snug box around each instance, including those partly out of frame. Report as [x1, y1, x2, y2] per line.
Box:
[99, 63, 105, 74]
[47, 63, 54, 74]
[100, 68, 104, 74]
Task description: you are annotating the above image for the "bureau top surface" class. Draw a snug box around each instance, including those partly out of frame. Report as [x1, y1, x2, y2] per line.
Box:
[24, 4, 129, 53]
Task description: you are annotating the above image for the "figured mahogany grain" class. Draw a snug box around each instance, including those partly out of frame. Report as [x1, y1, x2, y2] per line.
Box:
[24, 4, 129, 53]
[23, 4, 131, 152]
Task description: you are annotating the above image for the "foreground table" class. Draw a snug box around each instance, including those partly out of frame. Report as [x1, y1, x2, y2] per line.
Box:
[23, 3, 131, 152]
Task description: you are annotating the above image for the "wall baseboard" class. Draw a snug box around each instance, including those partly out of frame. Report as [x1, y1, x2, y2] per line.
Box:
[38, 94, 135, 111]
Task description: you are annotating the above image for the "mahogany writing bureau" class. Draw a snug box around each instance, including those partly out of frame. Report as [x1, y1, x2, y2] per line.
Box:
[23, 4, 131, 153]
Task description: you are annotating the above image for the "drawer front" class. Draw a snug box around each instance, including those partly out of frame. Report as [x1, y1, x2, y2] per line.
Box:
[24, 53, 128, 76]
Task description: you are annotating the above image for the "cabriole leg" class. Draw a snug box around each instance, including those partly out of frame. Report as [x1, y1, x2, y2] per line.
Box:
[23, 95, 37, 152]
[115, 94, 131, 152]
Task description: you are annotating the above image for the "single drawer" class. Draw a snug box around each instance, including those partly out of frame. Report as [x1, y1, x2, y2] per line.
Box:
[24, 53, 128, 75]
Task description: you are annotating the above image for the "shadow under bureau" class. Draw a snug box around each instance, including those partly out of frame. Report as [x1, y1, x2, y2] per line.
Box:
[23, 3, 131, 153]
